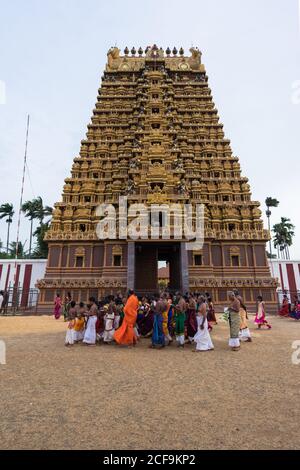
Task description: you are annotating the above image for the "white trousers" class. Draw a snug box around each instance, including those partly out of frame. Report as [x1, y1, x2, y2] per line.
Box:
[176, 334, 185, 345]
[239, 328, 251, 341]
[229, 338, 240, 347]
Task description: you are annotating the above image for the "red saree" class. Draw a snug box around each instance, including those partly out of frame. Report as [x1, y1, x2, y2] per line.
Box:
[279, 299, 289, 317]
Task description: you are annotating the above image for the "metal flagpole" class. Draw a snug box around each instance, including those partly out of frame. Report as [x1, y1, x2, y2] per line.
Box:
[13, 115, 30, 289]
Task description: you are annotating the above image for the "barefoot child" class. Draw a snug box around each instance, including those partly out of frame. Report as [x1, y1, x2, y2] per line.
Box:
[65, 301, 76, 346]
[103, 301, 116, 344]
[73, 302, 86, 342]
[254, 296, 272, 329]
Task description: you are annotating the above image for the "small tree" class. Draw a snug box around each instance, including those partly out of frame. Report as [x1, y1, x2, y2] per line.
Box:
[0, 203, 14, 253]
[273, 217, 295, 260]
[32, 222, 50, 258]
[8, 241, 26, 258]
[22, 198, 41, 256]
[265, 197, 279, 257]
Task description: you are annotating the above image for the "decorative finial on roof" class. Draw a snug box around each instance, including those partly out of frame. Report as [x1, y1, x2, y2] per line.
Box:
[124, 47, 129, 55]
[131, 47, 136, 56]
[172, 47, 178, 56]
[166, 47, 171, 56]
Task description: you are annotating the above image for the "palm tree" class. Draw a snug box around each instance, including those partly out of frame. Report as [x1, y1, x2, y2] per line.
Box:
[265, 197, 279, 258]
[0, 203, 14, 253]
[32, 196, 53, 224]
[32, 222, 50, 258]
[22, 198, 40, 256]
[273, 217, 295, 260]
[8, 241, 26, 258]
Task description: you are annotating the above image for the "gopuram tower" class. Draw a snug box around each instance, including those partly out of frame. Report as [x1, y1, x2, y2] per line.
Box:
[37, 45, 277, 310]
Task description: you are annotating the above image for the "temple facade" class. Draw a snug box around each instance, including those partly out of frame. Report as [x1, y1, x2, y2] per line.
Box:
[37, 45, 278, 310]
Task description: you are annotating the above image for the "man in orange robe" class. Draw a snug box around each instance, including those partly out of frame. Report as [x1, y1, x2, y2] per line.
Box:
[114, 290, 139, 345]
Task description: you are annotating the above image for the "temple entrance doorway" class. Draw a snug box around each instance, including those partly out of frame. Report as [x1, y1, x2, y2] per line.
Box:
[134, 242, 182, 295]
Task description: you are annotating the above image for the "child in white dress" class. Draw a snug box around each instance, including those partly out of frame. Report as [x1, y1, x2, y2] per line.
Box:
[193, 298, 214, 352]
[65, 301, 76, 346]
[103, 303, 116, 344]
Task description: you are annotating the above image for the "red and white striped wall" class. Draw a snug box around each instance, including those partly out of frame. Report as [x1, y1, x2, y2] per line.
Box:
[269, 259, 300, 294]
[0, 259, 47, 292]
[0, 258, 299, 297]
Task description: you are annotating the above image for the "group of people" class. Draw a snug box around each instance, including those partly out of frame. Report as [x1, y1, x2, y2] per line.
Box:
[53, 288, 272, 352]
[279, 294, 300, 320]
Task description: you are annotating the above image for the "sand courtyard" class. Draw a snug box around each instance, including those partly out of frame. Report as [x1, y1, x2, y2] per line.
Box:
[0, 314, 299, 450]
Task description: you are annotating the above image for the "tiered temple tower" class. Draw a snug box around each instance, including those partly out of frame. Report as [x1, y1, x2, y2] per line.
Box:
[37, 45, 277, 310]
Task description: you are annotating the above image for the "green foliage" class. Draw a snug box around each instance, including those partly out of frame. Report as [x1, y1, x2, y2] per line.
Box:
[0, 203, 14, 221]
[32, 222, 50, 258]
[272, 217, 295, 259]
[265, 197, 280, 209]
[8, 241, 26, 258]
[0, 197, 52, 259]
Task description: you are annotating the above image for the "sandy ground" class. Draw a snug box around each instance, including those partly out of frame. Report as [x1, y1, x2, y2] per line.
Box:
[0, 314, 300, 450]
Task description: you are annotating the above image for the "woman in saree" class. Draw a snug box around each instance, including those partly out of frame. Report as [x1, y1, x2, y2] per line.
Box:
[174, 293, 186, 347]
[62, 292, 72, 322]
[152, 294, 172, 347]
[150, 296, 166, 349]
[186, 294, 197, 343]
[53, 293, 62, 320]
[279, 295, 289, 317]
[206, 295, 218, 326]
[289, 295, 300, 320]
[167, 296, 175, 338]
[137, 297, 153, 337]
[114, 290, 139, 346]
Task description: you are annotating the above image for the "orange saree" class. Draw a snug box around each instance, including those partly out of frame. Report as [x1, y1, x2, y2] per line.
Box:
[114, 294, 139, 345]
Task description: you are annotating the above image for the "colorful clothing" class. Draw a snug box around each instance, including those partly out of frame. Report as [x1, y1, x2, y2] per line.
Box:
[279, 299, 289, 317]
[65, 319, 75, 345]
[207, 302, 217, 324]
[114, 294, 139, 345]
[229, 311, 241, 347]
[186, 308, 197, 341]
[62, 299, 71, 321]
[53, 296, 62, 320]
[73, 317, 85, 342]
[168, 304, 175, 337]
[137, 304, 153, 337]
[152, 313, 165, 347]
[228, 297, 241, 348]
[162, 308, 172, 344]
[289, 306, 300, 320]
[175, 305, 186, 346]
[254, 302, 266, 325]
[239, 308, 251, 341]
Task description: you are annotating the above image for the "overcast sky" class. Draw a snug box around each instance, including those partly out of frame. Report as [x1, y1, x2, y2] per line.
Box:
[0, 0, 299, 257]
